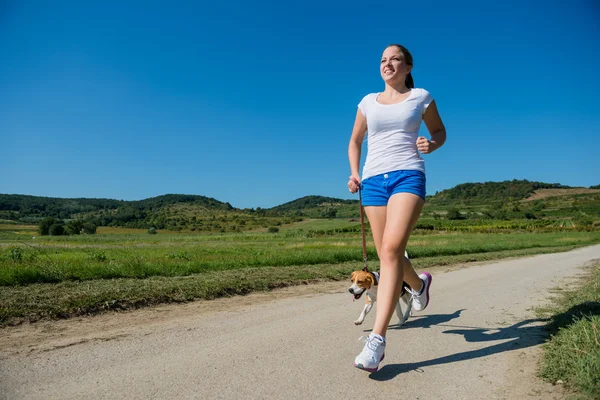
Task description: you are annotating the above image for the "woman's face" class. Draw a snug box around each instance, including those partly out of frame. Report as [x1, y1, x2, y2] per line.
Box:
[380, 46, 411, 84]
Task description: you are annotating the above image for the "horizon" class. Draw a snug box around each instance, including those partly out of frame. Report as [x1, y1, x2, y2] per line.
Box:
[2, 1, 599, 209]
[2, 177, 596, 209]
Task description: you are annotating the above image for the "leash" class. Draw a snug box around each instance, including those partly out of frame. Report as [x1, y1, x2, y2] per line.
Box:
[359, 186, 368, 272]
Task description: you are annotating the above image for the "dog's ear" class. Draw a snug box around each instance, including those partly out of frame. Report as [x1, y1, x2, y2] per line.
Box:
[351, 271, 357, 281]
[364, 274, 373, 288]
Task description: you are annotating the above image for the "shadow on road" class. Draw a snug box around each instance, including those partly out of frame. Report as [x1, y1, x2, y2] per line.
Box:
[362, 309, 466, 334]
[370, 317, 550, 381]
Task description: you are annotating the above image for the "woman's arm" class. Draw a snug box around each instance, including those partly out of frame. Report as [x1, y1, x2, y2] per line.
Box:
[417, 100, 446, 154]
[348, 109, 368, 193]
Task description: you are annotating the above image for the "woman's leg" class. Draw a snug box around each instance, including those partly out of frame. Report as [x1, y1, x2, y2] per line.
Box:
[364, 207, 422, 293]
[371, 192, 424, 338]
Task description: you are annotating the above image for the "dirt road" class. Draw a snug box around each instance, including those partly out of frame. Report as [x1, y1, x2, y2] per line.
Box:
[2, 245, 599, 399]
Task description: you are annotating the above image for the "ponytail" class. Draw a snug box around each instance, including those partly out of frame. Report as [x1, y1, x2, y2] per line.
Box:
[405, 72, 414, 89]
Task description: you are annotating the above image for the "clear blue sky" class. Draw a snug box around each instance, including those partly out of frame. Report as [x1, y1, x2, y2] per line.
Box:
[1, 1, 599, 209]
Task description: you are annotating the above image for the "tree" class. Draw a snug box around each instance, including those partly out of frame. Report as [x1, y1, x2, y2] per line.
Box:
[39, 217, 57, 235]
[66, 220, 85, 235]
[321, 207, 337, 219]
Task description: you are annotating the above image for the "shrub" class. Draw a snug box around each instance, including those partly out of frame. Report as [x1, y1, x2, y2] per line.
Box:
[66, 219, 85, 235]
[39, 217, 57, 235]
[574, 212, 593, 227]
[532, 202, 545, 212]
[446, 207, 463, 220]
[494, 210, 509, 220]
[321, 208, 337, 219]
[415, 223, 435, 230]
[82, 222, 97, 234]
[148, 227, 157, 234]
[49, 223, 65, 236]
[268, 227, 279, 233]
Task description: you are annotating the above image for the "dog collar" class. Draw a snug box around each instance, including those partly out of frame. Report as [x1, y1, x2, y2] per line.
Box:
[370, 271, 379, 286]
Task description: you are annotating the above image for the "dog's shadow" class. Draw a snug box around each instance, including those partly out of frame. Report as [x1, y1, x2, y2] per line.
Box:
[369, 317, 550, 381]
[362, 309, 465, 333]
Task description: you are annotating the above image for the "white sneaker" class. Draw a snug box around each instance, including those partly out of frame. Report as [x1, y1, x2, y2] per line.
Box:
[411, 272, 432, 311]
[354, 334, 386, 372]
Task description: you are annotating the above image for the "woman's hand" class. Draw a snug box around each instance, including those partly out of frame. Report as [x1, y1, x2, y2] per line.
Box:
[348, 175, 361, 193]
[416, 136, 436, 154]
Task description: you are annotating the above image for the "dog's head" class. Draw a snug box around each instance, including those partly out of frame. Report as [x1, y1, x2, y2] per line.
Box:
[348, 270, 375, 300]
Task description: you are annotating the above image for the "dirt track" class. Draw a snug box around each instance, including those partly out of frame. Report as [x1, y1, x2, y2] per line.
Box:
[2, 245, 599, 399]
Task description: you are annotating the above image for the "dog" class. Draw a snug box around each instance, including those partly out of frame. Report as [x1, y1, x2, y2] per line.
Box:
[348, 251, 413, 326]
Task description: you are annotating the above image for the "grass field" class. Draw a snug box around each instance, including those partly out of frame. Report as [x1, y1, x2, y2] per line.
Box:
[1, 221, 599, 326]
[537, 262, 600, 399]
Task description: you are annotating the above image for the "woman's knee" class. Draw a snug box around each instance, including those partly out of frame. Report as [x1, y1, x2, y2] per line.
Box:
[379, 241, 406, 264]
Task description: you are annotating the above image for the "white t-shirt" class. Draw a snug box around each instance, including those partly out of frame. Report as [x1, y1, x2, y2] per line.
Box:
[358, 88, 433, 181]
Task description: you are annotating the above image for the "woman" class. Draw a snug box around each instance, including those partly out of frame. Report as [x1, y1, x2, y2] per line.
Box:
[348, 44, 446, 372]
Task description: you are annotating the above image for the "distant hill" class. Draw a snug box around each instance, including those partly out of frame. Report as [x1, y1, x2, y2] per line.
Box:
[271, 196, 357, 212]
[0, 194, 232, 217]
[429, 180, 575, 203]
[523, 188, 600, 202]
[1, 180, 597, 231]
[0, 193, 236, 230]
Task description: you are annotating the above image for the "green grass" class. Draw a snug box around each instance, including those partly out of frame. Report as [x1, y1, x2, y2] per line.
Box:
[0, 224, 599, 326]
[0, 245, 590, 327]
[277, 218, 361, 232]
[537, 263, 600, 399]
[1, 231, 599, 286]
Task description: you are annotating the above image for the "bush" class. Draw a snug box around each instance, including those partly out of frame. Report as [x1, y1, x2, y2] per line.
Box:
[268, 227, 279, 233]
[321, 208, 337, 219]
[446, 207, 463, 220]
[494, 210, 509, 220]
[66, 219, 85, 235]
[148, 227, 157, 234]
[82, 222, 97, 234]
[39, 217, 57, 236]
[415, 223, 435, 230]
[532, 202, 545, 212]
[574, 213, 593, 227]
[49, 223, 65, 236]
[524, 212, 537, 220]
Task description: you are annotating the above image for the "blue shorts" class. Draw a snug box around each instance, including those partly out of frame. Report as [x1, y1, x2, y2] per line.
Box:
[361, 170, 426, 206]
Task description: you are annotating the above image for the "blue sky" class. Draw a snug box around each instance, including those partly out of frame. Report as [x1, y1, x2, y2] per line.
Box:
[1, 1, 599, 209]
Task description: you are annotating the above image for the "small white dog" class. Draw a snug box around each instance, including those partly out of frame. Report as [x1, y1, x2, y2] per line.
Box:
[348, 252, 413, 326]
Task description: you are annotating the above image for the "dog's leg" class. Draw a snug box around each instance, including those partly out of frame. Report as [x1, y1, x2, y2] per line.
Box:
[395, 300, 405, 326]
[354, 295, 374, 325]
[395, 293, 413, 326]
[400, 293, 412, 325]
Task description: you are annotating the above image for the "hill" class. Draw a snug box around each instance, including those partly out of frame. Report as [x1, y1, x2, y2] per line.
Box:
[271, 195, 356, 212]
[1, 180, 598, 232]
[429, 180, 574, 203]
[0, 194, 243, 232]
